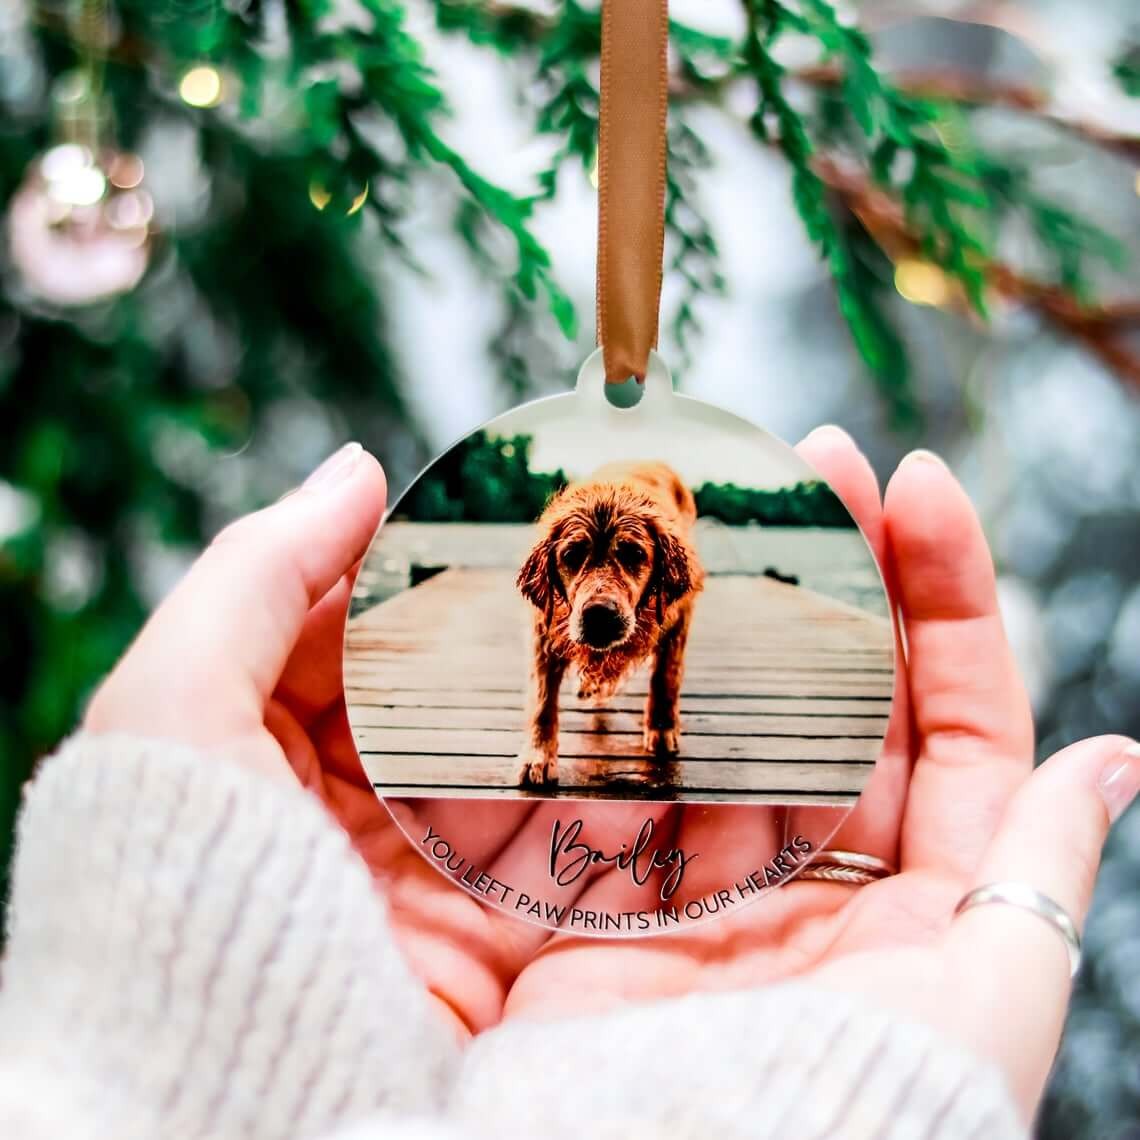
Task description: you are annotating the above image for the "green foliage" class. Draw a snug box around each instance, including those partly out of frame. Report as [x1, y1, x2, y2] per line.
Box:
[114, 0, 576, 332]
[694, 479, 856, 527]
[666, 115, 725, 372]
[433, 0, 1126, 424]
[830, 212, 916, 427]
[741, 0, 926, 427]
[401, 432, 568, 523]
[975, 151, 1126, 300]
[736, 0, 1124, 427]
[798, 0, 990, 309]
[436, 0, 725, 379]
[1114, 42, 1140, 96]
[436, 0, 597, 396]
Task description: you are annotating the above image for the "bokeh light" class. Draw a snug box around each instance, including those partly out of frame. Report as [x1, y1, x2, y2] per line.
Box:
[40, 144, 106, 207]
[894, 258, 952, 307]
[108, 153, 145, 190]
[308, 181, 332, 211]
[308, 179, 369, 215]
[179, 65, 223, 109]
[346, 183, 369, 216]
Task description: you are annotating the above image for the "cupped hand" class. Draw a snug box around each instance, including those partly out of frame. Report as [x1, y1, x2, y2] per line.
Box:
[84, 434, 1139, 1122]
[83, 442, 536, 1037]
[501, 431, 1139, 1122]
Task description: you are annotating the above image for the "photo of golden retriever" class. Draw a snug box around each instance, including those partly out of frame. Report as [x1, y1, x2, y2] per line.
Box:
[344, 409, 893, 808]
[516, 461, 705, 787]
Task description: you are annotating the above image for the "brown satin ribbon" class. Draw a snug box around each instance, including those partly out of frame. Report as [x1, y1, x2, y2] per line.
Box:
[596, 0, 669, 383]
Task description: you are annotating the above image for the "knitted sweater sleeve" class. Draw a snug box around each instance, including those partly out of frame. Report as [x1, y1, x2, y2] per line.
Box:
[0, 735, 1026, 1140]
[0, 735, 458, 1140]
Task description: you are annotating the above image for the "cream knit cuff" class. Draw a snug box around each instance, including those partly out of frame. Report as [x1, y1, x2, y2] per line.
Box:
[0, 733, 458, 1140]
[453, 984, 1026, 1139]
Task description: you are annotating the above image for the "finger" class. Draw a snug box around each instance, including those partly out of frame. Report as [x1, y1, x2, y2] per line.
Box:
[264, 698, 323, 790]
[789, 425, 911, 865]
[274, 572, 357, 724]
[945, 735, 1139, 1119]
[87, 443, 386, 745]
[796, 425, 886, 562]
[886, 451, 1034, 874]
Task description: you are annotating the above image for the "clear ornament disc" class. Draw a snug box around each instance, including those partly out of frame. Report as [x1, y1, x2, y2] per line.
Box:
[344, 351, 894, 936]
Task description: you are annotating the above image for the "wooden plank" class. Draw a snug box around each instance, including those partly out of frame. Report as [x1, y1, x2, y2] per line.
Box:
[361, 753, 873, 794]
[350, 705, 887, 737]
[350, 620, 889, 638]
[350, 627, 891, 647]
[348, 651, 894, 676]
[343, 668, 893, 698]
[346, 666, 893, 685]
[345, 688, 891, 716]
[355, 726, 880, 762]
[377, 786, 859, 804]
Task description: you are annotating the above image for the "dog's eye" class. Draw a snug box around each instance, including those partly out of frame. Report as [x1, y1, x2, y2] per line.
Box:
[560, 542, 588, 571]
[616, 541, 646, 568]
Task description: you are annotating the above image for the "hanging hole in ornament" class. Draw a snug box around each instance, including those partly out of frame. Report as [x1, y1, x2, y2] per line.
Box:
[604, 375, 645, 409]
[572, 348, 675, 414]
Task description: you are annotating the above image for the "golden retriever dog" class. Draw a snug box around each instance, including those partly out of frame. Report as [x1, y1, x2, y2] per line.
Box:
[516, 461, 704, 787]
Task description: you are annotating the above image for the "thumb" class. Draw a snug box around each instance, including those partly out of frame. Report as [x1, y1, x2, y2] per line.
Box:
[87, 443, 386, 746]
[945, 733, 1139, 1118]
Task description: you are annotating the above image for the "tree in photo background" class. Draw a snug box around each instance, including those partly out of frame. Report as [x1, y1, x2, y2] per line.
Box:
[695, 479, 855, 527]
[400, 432, 568, 522]
[400, 431, 855, 526]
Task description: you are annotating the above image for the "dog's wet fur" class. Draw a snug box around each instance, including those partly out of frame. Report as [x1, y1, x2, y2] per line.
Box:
[516, 461, 704, 787]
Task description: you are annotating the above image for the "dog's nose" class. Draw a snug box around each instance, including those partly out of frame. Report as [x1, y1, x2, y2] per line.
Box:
[581, 601, 627, 648]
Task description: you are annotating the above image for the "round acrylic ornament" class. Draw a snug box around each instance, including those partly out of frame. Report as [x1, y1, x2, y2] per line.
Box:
[344, 350, 894, 937]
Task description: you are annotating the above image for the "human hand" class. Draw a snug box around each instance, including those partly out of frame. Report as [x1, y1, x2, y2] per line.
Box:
[500, 430, 1140, 1123]
[83, 442, 539, 1036]
[85, 433, 1139, 1118]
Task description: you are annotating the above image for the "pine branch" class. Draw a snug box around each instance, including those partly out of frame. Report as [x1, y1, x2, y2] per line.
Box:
[452, 198, 569, 401]
[530, 1, 602, 197]
[665, 114, 726, 374]
[430, 0, 1140, 163]
[1114, 41, 1140, 97]
[41, 0, 577, 337]
[437, 0, 725, 378]
[736, 0, 1137, 411]
[434, 0, 1135, 405]
[794, 63, 1140, 163]
[742, 0, 925, 426]
[346, 2, 577, 336]
[815, 155, 1140, 389]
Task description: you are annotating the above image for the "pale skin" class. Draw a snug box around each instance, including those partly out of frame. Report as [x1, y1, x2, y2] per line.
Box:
[85, 431, 1140, 1125]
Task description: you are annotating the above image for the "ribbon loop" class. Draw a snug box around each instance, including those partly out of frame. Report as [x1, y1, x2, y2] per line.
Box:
[596, 0, 669, 383]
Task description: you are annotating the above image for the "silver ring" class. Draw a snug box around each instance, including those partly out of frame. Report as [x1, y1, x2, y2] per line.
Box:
[798, 849, 896, 886]
[954, 882, 1082, 978]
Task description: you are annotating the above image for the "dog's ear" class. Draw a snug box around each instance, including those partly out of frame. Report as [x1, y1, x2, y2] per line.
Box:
[517, 529, 565, 623]
[650, 522, 697, 621]
[517, 534, 552, 614]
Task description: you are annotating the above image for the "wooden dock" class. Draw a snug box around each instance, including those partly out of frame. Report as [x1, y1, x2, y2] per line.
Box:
[345, 568, 893, 803]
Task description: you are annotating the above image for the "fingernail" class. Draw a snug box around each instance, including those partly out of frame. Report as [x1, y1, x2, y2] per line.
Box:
[303, 442, 363, 492]
[902, 449, 948, 469]
[1098, 741, 1140, 823]
[802, 424, 854, 447]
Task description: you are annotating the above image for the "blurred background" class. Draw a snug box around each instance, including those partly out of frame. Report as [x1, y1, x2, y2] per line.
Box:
[0, 0, 1137, 1133]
